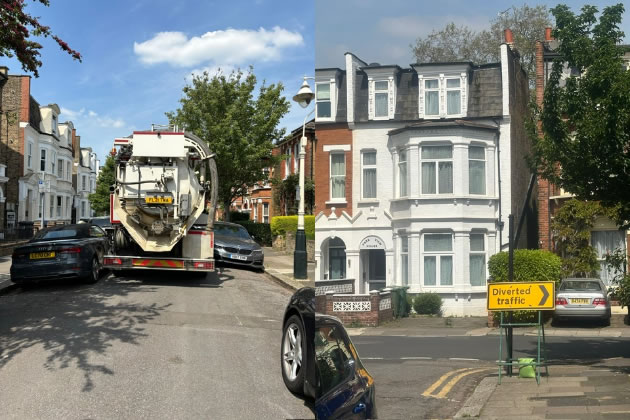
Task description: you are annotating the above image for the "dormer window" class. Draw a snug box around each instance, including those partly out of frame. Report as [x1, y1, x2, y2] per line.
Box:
[417, 69, 468, 119]
[52, 115, 57, 134]
[374, 81, 389, 117]
[316, 83, 331, 118]
[424, 79, 439, 116]
[446, 78, 461, 115]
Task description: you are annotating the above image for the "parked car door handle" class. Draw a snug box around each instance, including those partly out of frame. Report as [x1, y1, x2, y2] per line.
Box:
[352, 403, 366, 414]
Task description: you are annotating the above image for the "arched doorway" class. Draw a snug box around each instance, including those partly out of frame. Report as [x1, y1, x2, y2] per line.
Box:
[359, 235, 386, 293]
[327, 237, 346, 279]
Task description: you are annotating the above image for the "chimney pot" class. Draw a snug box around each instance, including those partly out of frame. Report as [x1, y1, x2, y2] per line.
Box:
[545, 27, 553, 41]
[504, 29, 514, 44]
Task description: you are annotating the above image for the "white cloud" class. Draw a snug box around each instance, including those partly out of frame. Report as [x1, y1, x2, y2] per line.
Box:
[378, 15, 490, 39]
[133, 26, 304, 68]
[59, 107, 126, 129]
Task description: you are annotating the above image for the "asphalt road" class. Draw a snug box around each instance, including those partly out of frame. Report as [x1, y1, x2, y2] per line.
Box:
[0, 267, 313, 419]
[352, 334, 630, 419]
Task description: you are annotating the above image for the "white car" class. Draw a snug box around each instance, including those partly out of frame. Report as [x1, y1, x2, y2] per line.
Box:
[554, 278, 611, 326]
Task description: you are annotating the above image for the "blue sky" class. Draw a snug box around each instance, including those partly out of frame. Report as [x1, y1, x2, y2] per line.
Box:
[316, 1, 630, 68]
[2, 0, 314, 163]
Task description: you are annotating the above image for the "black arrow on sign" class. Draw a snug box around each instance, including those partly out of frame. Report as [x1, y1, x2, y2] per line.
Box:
[539, 285, 550, 306]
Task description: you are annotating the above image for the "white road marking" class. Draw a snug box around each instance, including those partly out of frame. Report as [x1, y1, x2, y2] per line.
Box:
[449, 357, 480, 361]
[401, 357, 432, 360]
[362, 357, 384, 360]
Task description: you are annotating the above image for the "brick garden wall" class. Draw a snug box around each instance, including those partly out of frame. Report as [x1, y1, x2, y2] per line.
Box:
[315, 290, 393, 327]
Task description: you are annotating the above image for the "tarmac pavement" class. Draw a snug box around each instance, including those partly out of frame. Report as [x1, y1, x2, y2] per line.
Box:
[262, 246, 314, 290]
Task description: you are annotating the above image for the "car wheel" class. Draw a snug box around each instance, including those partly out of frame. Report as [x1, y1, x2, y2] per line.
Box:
[281, 314, 305, 395]
[85, 257, 100, 284]
[602, 317, 611, 327]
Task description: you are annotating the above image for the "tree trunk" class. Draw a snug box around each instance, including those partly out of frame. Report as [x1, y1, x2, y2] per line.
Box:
[224, 199, 231, 222]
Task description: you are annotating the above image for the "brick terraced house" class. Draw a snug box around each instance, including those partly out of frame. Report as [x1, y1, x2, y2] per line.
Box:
[314, 31, 536, 316]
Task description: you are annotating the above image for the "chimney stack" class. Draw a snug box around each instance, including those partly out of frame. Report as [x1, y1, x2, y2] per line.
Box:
[504, 29, 514, 45]
[545, 27, 553, 41]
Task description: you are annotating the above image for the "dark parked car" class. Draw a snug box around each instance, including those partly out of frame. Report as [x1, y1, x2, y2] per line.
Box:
[554, 277, 612, 325]
[80, 216, 114, 238]
[213, 222, 264, 271]
[11, 224, 110, 285]
[281, 287, 377, 419]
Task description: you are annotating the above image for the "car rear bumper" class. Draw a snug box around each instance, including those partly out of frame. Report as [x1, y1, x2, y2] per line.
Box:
[214, 252, 264, 268]
[10, 266, 88, 283]
[554, 306, 610, 318]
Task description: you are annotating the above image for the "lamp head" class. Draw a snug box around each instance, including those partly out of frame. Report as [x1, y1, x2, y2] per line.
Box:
[292, 78, 315, 108]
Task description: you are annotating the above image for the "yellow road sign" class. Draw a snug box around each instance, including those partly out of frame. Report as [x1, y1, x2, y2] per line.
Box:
[487, 281, 555, 311]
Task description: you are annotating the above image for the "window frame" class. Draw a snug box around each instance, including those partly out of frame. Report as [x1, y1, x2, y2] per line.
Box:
[422, 233, 454, 286]
[40, 149, 47, 172]
[315, 82, 333, 120]
[423, 78, 440, 117]
[56, 195, 62, 218]
[469, 233, 486, 286]
[468, 145, 486, 195]
[57, 159, 63, 178]
[361, 150, 377, 199]
[373, 80, 389, 119]
[445, 77, 462, 116]
[421, 145, 453, 195]
[49, 194, 55, 219]
[329, 152, 346, 202]
[400, 235, 409, 286]
[27, 142, 33, 169]
[328, 239, 346, 280]
[51, 151, 56, 174]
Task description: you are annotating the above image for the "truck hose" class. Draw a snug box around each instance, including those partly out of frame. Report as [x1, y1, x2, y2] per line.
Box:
[206, 155, 218, 230]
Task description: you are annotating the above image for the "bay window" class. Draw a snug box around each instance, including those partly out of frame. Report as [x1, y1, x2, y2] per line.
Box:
[423, 233, 453, 286]
[421, 145, 453, 194]
[330, 153, 345, 200]
[362, 150, 377, 199]
[468, 146, 486, 195]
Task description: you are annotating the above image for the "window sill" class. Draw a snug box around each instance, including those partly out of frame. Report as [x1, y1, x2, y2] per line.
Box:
[358, 199, 379, 205]
[325, 200, 347, 205]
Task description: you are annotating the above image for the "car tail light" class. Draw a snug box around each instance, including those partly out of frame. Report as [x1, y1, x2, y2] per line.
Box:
[59, 247, 81, 254]
[592, 298, 607, 306]
[556, 297, 568, 305]
[104, 257, 122, 265]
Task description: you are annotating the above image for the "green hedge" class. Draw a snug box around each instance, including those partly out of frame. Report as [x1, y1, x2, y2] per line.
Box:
[228, 211, 251, 222]
[488, 249, 563, 322]
[413, 293, 443, 315]
[270, 215, 315, 240]
[234, 221, 272, 246]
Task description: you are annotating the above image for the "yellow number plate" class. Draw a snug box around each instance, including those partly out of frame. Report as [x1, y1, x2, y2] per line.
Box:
[145, 196, 173, 204]
[570, 298, 590, 304]
[30, 251, 55, 259]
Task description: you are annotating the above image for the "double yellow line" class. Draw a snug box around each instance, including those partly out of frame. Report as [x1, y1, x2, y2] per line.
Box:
[422, 367, 492, 399]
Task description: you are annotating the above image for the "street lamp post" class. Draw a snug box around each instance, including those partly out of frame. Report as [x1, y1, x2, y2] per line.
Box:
[292, 77, 315, 279]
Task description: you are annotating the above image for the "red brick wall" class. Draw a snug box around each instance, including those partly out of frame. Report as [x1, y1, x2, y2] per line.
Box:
[315, 291, 393, 327]
[535, 40, 552, 251]
[314, 123, 352, 217]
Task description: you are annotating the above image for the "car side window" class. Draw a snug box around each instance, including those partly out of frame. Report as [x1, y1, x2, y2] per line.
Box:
[315, 324, 355, 396]
[90, 226, 105, 238]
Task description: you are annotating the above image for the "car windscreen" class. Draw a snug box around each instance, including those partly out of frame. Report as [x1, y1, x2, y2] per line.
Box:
[214, 225, 250, 240]
[33, 229, 82, 241]
[560, 280, 602, 291]
[91, 219, 111, 227]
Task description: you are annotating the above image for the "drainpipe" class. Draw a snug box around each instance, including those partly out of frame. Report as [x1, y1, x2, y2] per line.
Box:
[495, 126, 504, 250]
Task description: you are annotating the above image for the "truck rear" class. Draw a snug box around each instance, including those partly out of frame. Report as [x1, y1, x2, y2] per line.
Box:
[103, 126, 218, 274]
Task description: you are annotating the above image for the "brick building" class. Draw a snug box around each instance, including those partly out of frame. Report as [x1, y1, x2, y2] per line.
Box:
[0, 67, 97, 229]
[314, 32, 536, 316]
[535, 29, 630, 284]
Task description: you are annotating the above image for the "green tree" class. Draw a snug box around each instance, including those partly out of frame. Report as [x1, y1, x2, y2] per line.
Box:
[272, 174, 314, 216]
[532, 3, 630, 227]
[88, 153, 115, 216]
[412, 4, 551, 83]
[0, 0, 81, 77]
[166, 68, 290, 222]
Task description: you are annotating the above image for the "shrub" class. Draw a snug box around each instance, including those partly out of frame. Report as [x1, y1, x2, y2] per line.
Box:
[228, 211, 250, 222]
[488, 249, 563, 323]
[413, 293, 442, 315]
[234, 221, 272, 246]
[270, 215, 315, 240]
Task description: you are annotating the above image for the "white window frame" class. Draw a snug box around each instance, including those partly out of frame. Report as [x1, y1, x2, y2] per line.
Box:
[66, 160, 71, 181]
[368, 77, 394, 120]
[469, 233, 486, 286]
[361, 150, 377, 199]
[57, 158, 63, 178]
[315, 80, 336, 122]
[51, 151, 56, 174]
[374, 80, 389, 118]
[468, 145, 486, 195]
[422, 233, 454, 286]
[419, 73, 467, 119]
[27, 142, 33, 169]
[400, 235, 409, 286]
[398, 149, 408, 197]
[82, 175, 87, 191]
[49, 194, 55, 219]
[56, 195, 62, 218]
[329, 152, 346, 202]
[263, 203, 269, 223]
[40, 149, 46, 172]
[421, 145, 453, 195]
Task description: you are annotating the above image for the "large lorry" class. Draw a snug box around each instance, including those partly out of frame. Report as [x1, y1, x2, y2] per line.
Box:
[103, 126, 218, 274]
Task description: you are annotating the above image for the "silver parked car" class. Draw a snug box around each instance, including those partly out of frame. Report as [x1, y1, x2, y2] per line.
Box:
[213, 222, 264, 272]
[554, 278, 611, 325]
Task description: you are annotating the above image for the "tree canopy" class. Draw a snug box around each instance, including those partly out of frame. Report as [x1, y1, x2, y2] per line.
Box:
[412, 4, 552, 83]
[166, 68, 290, 221]
[89, 153, 115, 216]
[531, 3, 630, 226]
[0, 0, 81, 77]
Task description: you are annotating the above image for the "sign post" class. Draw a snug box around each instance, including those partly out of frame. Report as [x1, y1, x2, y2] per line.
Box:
[488, 280, 555, 384]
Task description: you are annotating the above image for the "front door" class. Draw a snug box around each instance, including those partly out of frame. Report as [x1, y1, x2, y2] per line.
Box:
[367, 249, 386, 291]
